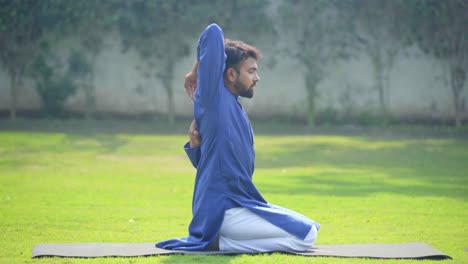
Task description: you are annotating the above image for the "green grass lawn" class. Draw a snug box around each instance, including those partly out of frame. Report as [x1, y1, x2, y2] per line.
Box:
[0, 123, 467, 263]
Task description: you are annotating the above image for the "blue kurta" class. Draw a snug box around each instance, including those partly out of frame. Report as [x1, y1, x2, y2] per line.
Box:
[156, 24, 319, 251]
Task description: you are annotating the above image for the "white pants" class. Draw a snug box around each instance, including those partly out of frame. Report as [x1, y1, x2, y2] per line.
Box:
[219, 205, 318, 252]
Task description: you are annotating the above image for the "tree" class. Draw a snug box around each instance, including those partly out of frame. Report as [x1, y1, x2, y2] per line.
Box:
[116, 1, 200, 124]
[277, 0, 351, 126]
[0, 0, 84, 120]
[117, 0, 273, 124]
[30, 52, 77, 117]
[407, 0, 467, 127]
[205, 0, 275, 44]
[346, 0, 408, 123]
[69, 1, 115, 120]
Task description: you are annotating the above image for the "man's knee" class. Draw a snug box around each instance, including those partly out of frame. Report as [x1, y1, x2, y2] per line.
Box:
[291, 225, 317, 251]
[304, 225, 318, 246]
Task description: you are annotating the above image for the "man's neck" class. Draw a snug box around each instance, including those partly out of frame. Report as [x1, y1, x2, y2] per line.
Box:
[224, 79, 238, 96]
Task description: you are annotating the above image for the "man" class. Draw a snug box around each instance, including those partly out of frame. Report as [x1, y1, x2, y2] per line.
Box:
[156, 23, 319, 252]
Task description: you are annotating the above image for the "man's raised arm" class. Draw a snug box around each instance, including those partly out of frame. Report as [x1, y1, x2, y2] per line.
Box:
[193, 24, 226, 106]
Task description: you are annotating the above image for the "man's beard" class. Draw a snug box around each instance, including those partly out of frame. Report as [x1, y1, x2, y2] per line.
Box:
[234, 78, 256, 98]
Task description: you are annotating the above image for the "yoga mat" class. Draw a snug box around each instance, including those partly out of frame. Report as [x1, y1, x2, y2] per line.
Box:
[32, 242, 450, 259]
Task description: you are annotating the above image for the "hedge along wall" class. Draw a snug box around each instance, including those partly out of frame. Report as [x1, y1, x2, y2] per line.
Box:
[0, 37, 466, 121]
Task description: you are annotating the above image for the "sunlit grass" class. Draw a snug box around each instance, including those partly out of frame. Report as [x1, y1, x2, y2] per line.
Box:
[0, 130, 466, 263]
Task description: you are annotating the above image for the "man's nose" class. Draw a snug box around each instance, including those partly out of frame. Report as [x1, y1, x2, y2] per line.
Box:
[255, 73, 260, 82]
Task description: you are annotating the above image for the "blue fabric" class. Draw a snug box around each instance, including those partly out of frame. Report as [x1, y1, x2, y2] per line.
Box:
[184, 142, 200, 169]
[156, 24, 319, 251]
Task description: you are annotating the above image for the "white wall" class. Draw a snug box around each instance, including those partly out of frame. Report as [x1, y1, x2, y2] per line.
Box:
[0, 39, 466, 120]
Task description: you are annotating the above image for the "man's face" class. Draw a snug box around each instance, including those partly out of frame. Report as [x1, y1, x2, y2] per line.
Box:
[233, 57, 260, 98]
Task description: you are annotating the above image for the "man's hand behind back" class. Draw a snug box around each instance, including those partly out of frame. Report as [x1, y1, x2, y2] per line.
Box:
[184, 62, 199, 101]
[189, 119, 201, 148]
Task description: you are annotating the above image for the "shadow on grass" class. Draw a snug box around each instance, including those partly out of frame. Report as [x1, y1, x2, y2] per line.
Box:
[255, 138, 468, 200]
[259, 170, 466, 199]
[2, 120, 466, 200]
[63, 134, 129, 153]
[0, 119, 190, 135]
[2, 119, 468, 138]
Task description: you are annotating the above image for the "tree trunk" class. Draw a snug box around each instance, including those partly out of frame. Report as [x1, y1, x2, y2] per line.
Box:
[8, 67, 21, 121]
[9, 71, 17, 120]
[372, 54, 388, 124]
[306, 92, 316, 127]
[383, 48, 397, 121]
[166, 83, 175, 125]
[85, 56, 97, 120]
[161, 59, 175, 125]
[162, 73, 175, 125]
[305, 74, 319, 127]
[450, 66, 466, 128]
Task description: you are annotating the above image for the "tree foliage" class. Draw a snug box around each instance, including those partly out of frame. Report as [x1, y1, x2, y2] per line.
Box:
[0, 0, 94, 120]
[278, 0, 351, 126]
[116, 0, 273, 123]
[407, 0, 468, 127]
[0, 0, 465, 125]
[0, 0, 273, 122]
[70, 1, 114, 120]
[116, 0, 200, 123]
[346, 0, 409, 123]
[31, 53, 77, 117]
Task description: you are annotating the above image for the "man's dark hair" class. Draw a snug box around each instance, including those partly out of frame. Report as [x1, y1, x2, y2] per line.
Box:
[224, 39, 262, 73]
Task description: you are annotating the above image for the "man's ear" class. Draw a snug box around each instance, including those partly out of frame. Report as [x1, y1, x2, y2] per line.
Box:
[226, 68, 237, 83]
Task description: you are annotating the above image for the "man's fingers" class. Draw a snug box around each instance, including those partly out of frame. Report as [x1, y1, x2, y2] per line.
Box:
[190, 130, 199, 137]
[185, 83, 196, 101]
[189, 88, 194, 100]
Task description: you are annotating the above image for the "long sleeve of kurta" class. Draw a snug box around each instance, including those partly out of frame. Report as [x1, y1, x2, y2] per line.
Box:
[156, 24, 319, 251]
[184, 142, 200, 169]
[195, 24, 226, 108]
